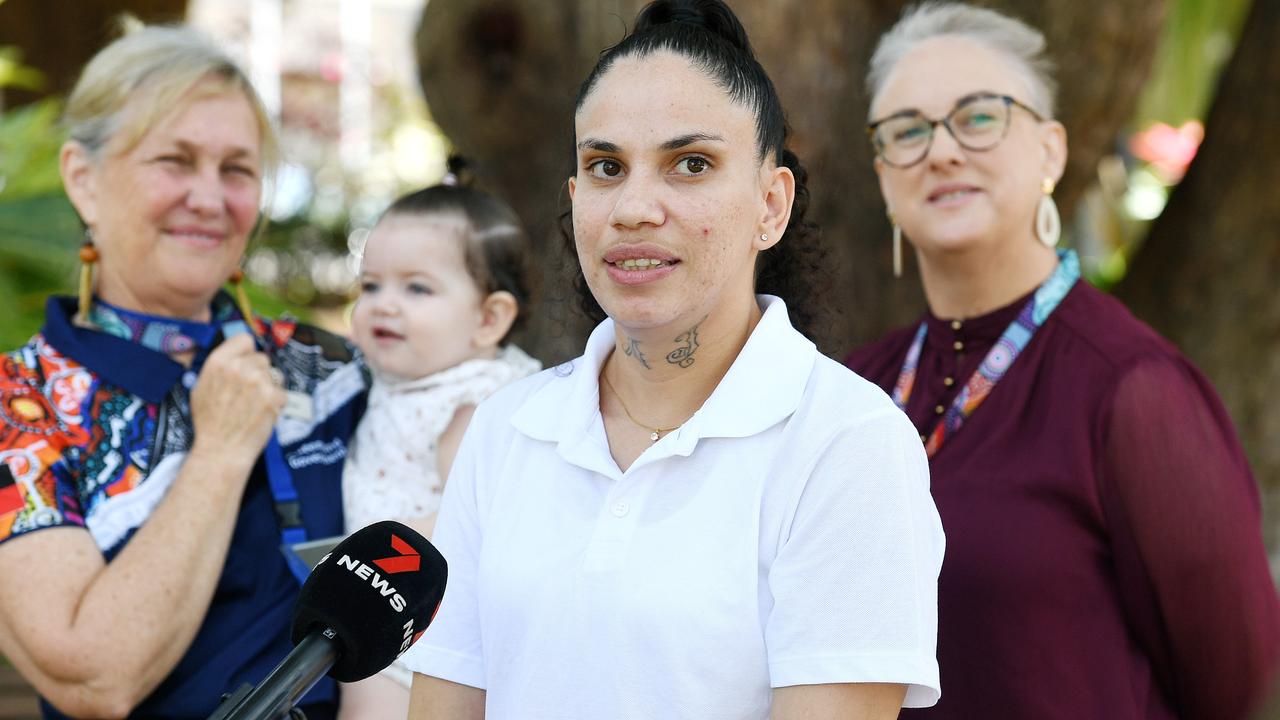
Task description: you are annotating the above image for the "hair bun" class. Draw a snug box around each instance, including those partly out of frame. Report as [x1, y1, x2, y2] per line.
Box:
[633, 0, 753, 56]
[442, 154, 473, 187]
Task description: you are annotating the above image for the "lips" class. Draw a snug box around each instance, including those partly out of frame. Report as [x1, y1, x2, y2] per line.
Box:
[602, 244, 679, 267]
[602, 244, 681, 286]
[164, 226, 227, 248]
[372, 327, 405, 341]
[927, 184, 982, 204]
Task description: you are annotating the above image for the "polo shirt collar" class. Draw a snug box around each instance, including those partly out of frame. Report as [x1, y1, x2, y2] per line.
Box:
[41, 296, 184, 404]
[511, 295, 816, 471]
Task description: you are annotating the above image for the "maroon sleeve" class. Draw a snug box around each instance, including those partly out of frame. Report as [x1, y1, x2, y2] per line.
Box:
[1099, 354, 1280, 720]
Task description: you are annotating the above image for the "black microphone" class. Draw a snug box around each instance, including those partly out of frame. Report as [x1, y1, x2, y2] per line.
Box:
[209, 520, 448, 720]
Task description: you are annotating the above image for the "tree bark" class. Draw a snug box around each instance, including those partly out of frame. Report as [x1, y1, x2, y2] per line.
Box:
[1117, 0, 1280, 518]
[416, 0, 1165, 362]
[0, 0, 188, 107]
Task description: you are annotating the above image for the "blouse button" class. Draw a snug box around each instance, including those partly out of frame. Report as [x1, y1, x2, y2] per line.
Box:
[934, 404, 945, 415]
[610, 501, 630, 518]
[953, 340, 964, 352]
[950, 320, 962, 331]
[943, 377, 955, 387]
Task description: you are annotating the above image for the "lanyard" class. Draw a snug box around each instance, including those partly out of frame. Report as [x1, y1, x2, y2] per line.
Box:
[91, 298, 313, 583]
[893, 249, 1080, 458]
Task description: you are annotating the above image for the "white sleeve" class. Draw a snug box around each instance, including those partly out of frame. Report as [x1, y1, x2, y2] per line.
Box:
[765, 408, 944, 708]
[398, 405, 488, 690]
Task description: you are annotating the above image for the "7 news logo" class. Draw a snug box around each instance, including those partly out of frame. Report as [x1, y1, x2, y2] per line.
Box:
[322, 533, 420, 612]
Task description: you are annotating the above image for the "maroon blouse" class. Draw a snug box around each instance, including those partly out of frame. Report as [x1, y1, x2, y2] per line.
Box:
[846, 280, 1279, 720]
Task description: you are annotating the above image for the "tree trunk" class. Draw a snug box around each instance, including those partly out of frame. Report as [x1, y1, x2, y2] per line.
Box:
[416, 0, 1165, 362]
[0, 0, 189, 107]
[1117, 0, 1280, 529]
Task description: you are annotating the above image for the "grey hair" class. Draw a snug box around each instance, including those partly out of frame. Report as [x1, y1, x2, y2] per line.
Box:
[867, 2, 1057, 119]
[64, 21, 278, 172]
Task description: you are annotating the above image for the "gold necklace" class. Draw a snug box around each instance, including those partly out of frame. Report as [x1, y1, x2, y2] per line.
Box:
[600, 371, 684, 442]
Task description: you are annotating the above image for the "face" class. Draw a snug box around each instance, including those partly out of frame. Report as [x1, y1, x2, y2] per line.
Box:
[62, 82, 263, 316]
[871, 36, 1066, 256]
[568, 51, 792, 335]
[351, 214, 493, 381]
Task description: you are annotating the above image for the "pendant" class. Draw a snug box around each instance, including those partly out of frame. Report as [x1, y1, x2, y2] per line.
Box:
[650, 431, 660, 442]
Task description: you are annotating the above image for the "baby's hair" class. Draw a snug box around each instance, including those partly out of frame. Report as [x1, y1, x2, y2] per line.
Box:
[381, 161, 535, 343]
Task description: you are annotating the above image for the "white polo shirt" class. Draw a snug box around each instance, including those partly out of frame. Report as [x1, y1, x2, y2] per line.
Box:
[402, 295, 943, 719]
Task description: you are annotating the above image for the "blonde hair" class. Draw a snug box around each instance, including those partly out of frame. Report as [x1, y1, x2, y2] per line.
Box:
[867, 2, 1057, 119]
[64, 21, 278, 173]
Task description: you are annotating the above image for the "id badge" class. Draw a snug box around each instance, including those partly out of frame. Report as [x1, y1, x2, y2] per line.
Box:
[283, 390, 314, 421]
[282, 534, 345, 570]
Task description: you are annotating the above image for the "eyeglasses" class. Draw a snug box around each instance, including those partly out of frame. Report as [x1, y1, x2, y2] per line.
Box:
[866, 93, 1046, 169]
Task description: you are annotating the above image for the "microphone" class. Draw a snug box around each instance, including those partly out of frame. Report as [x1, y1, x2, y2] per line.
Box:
[209, 520, 448, 720]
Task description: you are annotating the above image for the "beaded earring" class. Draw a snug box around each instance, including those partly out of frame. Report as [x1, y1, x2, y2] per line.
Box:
[76, 231, 99, 325]
[228, 268, 256, 327]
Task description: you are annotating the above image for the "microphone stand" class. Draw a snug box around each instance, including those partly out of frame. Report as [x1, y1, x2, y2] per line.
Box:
[208, 628, 340, 720]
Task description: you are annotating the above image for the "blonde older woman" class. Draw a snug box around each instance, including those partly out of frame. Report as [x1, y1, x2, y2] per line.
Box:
[846, 4, 1280, 719]
[0, 26, 364, 719]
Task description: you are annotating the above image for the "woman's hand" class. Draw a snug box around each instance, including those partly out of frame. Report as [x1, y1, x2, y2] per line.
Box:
[190, 334, 286, 468]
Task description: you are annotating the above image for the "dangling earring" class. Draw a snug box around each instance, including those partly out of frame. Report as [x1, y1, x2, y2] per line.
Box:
[1035, 177, 1061, 248]
[76, 230, 99, 325]
[228, 268, 256, 326]
[889, 211, 903, 278]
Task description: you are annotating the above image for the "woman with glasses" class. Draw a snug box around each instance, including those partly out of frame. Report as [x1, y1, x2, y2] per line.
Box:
[846, 4, 1279, 720]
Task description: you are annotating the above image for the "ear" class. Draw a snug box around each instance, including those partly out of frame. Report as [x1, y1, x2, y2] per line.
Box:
[567, 175, 577, 201]
[472, 290, 519, 349]
[1040, 120, 1068, 184]
[61, 141, 101, 227]
[872, 155, 896, 215]
[755, 163, 794, 251]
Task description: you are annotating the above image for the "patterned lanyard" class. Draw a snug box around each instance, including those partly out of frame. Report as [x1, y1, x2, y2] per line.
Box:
[89, 298, 248, 357]
[88, 297, 314, 583]
[893, 249, 1080, 458]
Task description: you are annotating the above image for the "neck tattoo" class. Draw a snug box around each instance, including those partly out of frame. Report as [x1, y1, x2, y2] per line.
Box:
[665, 318, 704, 369]
[623, 336, 651, 369]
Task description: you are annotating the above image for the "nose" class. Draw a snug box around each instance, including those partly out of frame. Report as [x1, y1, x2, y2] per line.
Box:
[925, 122, 966, 168]
[608, 170, 665, 229]
[185, 165, 225, 217]
[368, 287, 398, 316]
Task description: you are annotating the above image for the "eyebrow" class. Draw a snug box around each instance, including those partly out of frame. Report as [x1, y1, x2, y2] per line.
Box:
[575, 132, 729, 154]
[659, 132, 726, 151]
[577, 138, 621, 153]
[171, 139, 258, 161]
[875, 90, 1004, 122]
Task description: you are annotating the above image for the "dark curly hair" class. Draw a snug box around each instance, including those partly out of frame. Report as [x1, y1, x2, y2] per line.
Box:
[558, 0, 831, 339]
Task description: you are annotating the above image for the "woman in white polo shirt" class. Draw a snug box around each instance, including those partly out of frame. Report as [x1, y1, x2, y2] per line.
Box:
[404, 1, 944, 718]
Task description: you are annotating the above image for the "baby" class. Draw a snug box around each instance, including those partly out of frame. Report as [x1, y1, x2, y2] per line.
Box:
[338, 174, 541, 719]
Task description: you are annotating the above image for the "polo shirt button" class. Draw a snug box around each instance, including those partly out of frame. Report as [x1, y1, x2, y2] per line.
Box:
[943, 376, 955, 387]
[182, 371, 198, 389]
[953, 340, 964, 352]
[934, 405, 945, 415]
[950, 320, 962, 331]
[611, 501, 630, 518]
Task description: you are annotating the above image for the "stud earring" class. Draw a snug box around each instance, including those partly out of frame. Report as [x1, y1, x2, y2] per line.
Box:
[1035, 177, 1061, 247]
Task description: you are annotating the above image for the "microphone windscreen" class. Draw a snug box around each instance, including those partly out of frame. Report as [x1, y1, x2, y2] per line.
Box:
[290, 520, 447, 682]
